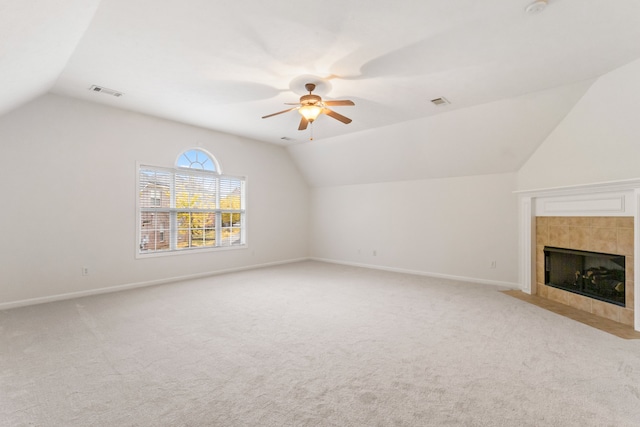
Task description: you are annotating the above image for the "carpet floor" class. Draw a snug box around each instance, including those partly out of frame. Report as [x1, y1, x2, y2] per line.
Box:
[2, 260, 640, 426]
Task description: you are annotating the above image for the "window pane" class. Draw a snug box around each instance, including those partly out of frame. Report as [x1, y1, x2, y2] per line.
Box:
[220, 178, 243, 211]
[139, 213, 155, 251]
[139, 169, 171, 208]
[221, 226, 242, 247]
[177, 226, 190, 248]
[191, 229, 204, 246]
[177, 149, 216, 172]
[177, 212, 190, 248]
[192, 212, 204, 247]
[204, 227, 216, 246]
[176, 174, 216, 210]
[231, 213, 241, 226]
[174, 211, 217, 249]
[139, 212, 170, 251]
[203, 213, 216, 247]
[175, 174, 194, 208]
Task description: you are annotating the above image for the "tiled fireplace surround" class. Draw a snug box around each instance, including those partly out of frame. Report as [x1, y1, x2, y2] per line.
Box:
[518, 180, 640, 331]
[535, 216, 634, 326]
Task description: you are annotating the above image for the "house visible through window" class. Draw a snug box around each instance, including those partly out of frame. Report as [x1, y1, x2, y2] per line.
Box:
[138, 149, 246, 254]
[150, 189, 162, 207]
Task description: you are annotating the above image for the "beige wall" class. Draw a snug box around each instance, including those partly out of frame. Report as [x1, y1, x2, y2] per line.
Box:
[0, 94, 310, 306]
[518, 58, 640, 190]
[310, 173, 519, 286]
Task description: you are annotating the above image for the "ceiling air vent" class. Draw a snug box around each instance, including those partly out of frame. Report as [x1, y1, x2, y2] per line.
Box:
[430, 97, 450, 106]
[280, 136, 295, 141]
[89, 85, 124, 97]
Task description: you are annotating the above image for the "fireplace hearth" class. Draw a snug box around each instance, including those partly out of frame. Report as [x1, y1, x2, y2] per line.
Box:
[544, 246, 625, 307]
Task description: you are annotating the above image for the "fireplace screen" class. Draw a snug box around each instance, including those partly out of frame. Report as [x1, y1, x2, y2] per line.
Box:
[544, 246, 625, 307]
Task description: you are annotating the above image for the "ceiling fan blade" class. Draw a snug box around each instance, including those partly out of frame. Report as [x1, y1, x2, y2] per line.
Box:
[323, 108, 352, 124]
[323, 100, 355, 106]
[262, 107, 297, 119]
[298, 117, 309, 130]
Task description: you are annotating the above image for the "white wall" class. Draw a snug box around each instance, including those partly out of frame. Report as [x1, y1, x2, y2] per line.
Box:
[518, 58, 640, 190]
[0, 94, 310, 306]
[310, 173, 519, 286]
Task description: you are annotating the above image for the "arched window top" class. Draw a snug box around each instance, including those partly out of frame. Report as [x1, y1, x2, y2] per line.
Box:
[176, 148, 220, 173]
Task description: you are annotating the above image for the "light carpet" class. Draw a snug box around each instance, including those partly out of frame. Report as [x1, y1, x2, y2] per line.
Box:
[2, 261, 640, 426]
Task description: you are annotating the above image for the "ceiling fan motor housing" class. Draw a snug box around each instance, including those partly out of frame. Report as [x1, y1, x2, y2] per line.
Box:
[300, 94, 322, 105]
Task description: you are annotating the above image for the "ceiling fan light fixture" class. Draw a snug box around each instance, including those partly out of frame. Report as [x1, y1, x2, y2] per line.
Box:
[299, 104, 322, 122]
[525, 0, 548, 14]
[262, 79, 354, 132]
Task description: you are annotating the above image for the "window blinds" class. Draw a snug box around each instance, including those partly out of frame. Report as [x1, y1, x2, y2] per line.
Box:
[138, 165, 245, 253]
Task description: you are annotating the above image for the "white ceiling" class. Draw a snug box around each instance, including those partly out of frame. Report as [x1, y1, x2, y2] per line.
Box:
[3, 0, 640, 184]
[0, 0, 101, 116]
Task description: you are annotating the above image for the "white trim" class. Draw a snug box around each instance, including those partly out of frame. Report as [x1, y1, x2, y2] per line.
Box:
[0, 258, 309, 311]
[515, 178, 640, 197]
[635, 189, 640, 330]
[135, 243, 248, 258]
[542, 195, 625, 214]
[519, 196, 536, 295]
[311, 257, 520, 289]
[533, 191, 633, 217]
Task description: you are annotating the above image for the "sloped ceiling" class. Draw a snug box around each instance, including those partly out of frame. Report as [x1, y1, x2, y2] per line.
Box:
[2, 0, 640, 185]
[289, 80, 593, 186]
[0, 0, 101, 115]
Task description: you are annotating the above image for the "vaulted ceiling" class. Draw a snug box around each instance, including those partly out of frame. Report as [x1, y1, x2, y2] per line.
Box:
[3, 0, 640, 185]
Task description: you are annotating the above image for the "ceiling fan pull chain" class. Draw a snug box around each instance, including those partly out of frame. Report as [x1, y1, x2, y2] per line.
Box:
[309, 122, 314, 141]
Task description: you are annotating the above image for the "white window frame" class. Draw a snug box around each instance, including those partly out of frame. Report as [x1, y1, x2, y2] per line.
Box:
[136, 160, 247, 258]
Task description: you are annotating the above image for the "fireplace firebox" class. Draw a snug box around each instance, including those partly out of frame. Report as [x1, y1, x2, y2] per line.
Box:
[544, 246, 625, 307]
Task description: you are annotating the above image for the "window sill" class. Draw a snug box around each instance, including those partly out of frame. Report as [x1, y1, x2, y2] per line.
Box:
[135, 244, 248, 259]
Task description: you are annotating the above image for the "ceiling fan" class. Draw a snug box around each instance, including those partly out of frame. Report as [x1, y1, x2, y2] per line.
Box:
[262, 83, 355, 131]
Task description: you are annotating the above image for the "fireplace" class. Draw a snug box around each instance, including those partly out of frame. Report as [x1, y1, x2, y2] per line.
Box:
[544, 246, 625, 307]
[534, 216, 634, 326]
[518, 182, 639, 330]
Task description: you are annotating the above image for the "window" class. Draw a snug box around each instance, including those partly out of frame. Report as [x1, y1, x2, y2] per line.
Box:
[138, 149, 245, 255]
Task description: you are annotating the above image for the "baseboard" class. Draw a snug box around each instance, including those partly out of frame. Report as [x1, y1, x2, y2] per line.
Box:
[0, 257, 310, 311]
[1, 257, 519, 310]
[311, 257, 520, 289]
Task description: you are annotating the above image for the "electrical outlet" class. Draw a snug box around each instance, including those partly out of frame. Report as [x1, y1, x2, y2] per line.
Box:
[82, 267, 89, 276]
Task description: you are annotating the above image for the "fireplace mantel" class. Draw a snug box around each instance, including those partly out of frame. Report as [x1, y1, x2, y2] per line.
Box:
[517, 179, 640, 331]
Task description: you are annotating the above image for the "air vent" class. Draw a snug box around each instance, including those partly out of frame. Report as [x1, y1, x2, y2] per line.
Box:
[280, 136, 295, 141]
[89, 85, 124, 97]
[430, 97, 450, 106]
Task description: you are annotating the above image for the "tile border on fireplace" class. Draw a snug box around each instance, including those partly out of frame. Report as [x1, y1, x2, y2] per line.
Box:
[536, 216, 634, 326]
